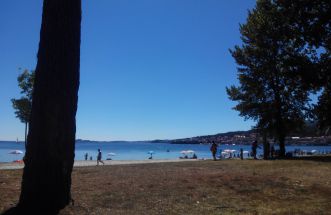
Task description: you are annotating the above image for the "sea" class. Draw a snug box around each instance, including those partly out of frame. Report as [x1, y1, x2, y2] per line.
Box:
[1, 140, 331, 163]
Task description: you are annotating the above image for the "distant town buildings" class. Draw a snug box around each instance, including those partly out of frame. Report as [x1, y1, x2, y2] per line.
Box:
[170, 131, 331, 146]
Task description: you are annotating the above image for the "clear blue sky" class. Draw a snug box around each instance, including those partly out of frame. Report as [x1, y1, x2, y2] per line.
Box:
[0, 0, 255, 141]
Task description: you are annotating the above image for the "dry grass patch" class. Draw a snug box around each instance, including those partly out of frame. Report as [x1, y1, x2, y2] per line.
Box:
[1, 158, 331, 214]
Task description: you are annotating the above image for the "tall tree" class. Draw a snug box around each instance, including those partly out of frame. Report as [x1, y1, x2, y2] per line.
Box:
[10, 0, 81, 213]
[11, 69, 35, 148]
[226, 0, 312, 157]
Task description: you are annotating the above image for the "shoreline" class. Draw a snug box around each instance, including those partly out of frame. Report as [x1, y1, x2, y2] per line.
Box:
[0, 159, 199, 170]
[2, 154, 330, 170]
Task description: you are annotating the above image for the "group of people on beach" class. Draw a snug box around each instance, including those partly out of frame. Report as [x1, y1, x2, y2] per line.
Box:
[210, 140, 265, 160]
[84, 149, 105, 165]
[87, 141, 266, 164]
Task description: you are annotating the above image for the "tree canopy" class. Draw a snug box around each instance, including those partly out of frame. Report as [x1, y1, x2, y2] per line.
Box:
[275, 0, 331, 134]
[11, 97, 31, 124]
[11, 70, 34, 122]
[226, 0, 315, 157]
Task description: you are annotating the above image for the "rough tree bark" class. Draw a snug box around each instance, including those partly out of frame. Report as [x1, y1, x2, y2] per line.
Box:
[278, 135, 286, 158]
[262, 133, 269, 160]
[11, 0, 81, 213]
[24, 122, 27, 149]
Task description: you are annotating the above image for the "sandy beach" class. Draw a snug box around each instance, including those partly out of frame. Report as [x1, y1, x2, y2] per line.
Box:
[0, 159, 199, 170]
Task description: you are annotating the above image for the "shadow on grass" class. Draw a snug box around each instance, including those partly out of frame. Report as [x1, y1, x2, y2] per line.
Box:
[1, 207, 22, 215]
[1, 206, 59, 215]
[285, 155, 331, 163]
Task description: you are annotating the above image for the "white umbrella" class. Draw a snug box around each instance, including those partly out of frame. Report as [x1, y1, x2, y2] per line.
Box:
[9, 150, 23, 154]
[147, 151, 155, 159]
[311, 150, 318, 154]
[223, 149, 236, 153]
[243, 151, 250, 154]
[221, 151, 231, 158]
[181, 150, 194, 154]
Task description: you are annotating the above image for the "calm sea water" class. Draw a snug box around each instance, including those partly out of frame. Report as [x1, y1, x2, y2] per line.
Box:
[0, 141, 331, 162]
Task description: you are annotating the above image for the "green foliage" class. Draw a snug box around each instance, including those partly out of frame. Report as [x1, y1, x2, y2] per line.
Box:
[11, 97, 31, 124]
[17, 69, 35, 100]
[275, 0, 331, 132]
[11, 69, 35, 124]
[227, 0, 313, 155]
[314, 88, 331, 134]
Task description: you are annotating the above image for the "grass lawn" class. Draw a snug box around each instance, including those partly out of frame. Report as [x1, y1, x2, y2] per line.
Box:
[1, 157, 331, 215]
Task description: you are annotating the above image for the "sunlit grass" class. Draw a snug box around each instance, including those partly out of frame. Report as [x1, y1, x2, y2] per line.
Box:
[1, 157, 331, 214]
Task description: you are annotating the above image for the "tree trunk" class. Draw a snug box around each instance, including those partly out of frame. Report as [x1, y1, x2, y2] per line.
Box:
[275, 106, 286, 158]
[17, 0, 81, 213]
[24, 122, 28, 149]
[262, 133, 269, 160]
[278, 135, 286, 158]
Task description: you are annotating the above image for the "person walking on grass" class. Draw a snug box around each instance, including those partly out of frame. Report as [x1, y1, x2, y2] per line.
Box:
[97, 148, 105, 165]
[210, 141, 218, 161]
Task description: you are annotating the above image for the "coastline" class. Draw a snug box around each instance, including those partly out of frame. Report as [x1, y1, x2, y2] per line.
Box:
[0, 158, 199, 170]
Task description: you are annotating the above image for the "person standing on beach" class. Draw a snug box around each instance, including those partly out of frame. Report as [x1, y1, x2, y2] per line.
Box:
[84, 152, 88, 161]
[210, 141, 218, 161]
[97, 149, 105, 165]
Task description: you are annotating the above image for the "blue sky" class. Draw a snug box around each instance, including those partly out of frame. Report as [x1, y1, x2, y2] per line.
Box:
[0, 0, 255, 141]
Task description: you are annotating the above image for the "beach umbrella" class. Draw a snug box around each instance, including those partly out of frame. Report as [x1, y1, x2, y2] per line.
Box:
[181, 150, 194, 154]
[9, 150, 23, 154]
[106, 152, 116, 160]
[147, 151, 154, 159]
[221, 151, 230, 158]
[223, 149, 236, 153]
[243, 151, 249, 154]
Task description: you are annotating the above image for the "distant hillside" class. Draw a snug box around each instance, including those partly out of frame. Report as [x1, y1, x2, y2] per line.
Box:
[76, 121, 326, 145]
[162, 122, 328, 145]
[169, 130, 256, 144]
